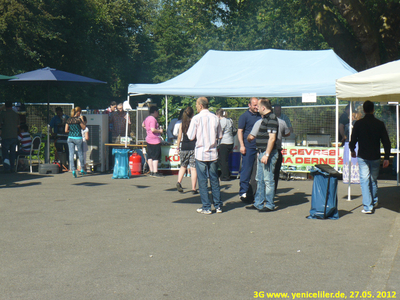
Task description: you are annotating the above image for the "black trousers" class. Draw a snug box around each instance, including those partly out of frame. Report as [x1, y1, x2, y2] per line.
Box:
[274, 149, 283, 193]
[218, 143, 234, 181]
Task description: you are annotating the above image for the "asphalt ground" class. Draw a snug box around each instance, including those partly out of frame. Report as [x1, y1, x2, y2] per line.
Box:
[0, 169, 399, 300]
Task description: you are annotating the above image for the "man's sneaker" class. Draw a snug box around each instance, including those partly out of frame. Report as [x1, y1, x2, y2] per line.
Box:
[154, 172, 164, 178]
[258, 206, 275, 212]
[373, 202, 379, 208]
[216, 207, 222, 213]
[176, 182, 183, 193]
[245, 204, 257, 210]
[361, 209, 373, 214]
[197, 208, 212, 214]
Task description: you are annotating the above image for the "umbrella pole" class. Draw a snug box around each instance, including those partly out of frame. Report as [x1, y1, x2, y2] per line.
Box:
[46, 85, 50, 163]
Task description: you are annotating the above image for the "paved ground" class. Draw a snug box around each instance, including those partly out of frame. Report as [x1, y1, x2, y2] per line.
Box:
[0, 169, 399, 300]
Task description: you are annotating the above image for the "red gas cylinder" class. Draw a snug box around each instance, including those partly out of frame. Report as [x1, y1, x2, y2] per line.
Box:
[129, 152, 142, 175]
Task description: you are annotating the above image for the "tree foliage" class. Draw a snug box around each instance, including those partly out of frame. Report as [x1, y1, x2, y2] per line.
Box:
[1, 0, 399, 112]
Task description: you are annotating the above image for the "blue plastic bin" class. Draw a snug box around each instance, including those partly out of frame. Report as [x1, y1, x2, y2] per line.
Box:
[229, 152, 241, 176]
[112, 148, 131, 179]
[307, 165, 340, 220]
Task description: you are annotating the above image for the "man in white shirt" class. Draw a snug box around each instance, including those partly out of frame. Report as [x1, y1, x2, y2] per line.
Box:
[187, 97, 223, 214]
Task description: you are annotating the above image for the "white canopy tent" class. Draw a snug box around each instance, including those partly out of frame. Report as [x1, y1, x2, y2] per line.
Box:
[129, 49, 356, 98]
[128, 49, 357, 134]
[336, 60, 400, 190]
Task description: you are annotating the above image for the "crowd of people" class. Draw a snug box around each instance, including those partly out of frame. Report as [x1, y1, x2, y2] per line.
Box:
[142, 97, 391, 216]
[1, 97, 392, 215]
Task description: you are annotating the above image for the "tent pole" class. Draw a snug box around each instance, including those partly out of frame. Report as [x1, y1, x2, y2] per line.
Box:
[46, 84, 50, 164]
[335, 98, 339, 171]
[165, 95, 168, 132]
[124, 95, 129, 148]
[347, 103, 352, 201]
[397, 104, 399, 186]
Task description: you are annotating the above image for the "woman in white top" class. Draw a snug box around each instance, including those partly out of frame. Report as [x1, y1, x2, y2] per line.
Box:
[216, 108, 234, 181]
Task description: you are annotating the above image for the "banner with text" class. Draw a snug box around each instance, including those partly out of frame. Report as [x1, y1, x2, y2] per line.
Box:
[281, 146, 344, 172]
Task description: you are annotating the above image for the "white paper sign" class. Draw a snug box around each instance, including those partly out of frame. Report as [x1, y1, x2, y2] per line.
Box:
[302, 93, 317, 103]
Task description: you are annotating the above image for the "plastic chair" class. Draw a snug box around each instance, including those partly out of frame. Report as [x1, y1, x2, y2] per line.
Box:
[15, 136, 42, 173]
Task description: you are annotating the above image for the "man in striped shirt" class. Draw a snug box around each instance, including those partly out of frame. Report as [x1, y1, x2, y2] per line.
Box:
[187, 97, 223, 214]
[246, 98, 279, 212]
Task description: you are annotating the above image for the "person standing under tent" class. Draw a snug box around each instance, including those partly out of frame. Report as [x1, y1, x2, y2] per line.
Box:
[237, 97, 261, 202]
[109, 103, 131, 141]
[65, 107, 86, 178]
[339, 104, 350, 145]
[274, 104, 293, 135]
[245, 98, 279, 212]
[248, 114, 290, 194]
[175, 106, 198, 194]
[142, 106, 164, 177]
[216, 108, 234, 181]
[187, 97, 223, 214]
[77, 116, 89, 173]
[349, 100, 391, 214]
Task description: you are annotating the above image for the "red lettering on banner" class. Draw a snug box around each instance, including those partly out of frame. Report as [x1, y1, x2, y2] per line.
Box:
[298, 149, 305, 155]
[295, 158, 303, 164]
[314, 150, 320, 155]
[329, 158, 335, 165]
[282, 149, 287, 155]
[320, 158, 327, 164]
[306, 149, 313, 155]
[304, 158, 311, 164]
[166, 155, 181, 162]
[312, 158, 319, 164]
[329, 150, 336, 156]
[290, 149, 297, 156]
[321, 150, 328, 156]
[338, 157, 343, 165]
[285, 157, 293, 164]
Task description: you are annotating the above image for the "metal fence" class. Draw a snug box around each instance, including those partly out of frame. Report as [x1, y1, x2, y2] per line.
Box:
[2, 103, 75, 135]
[224, 104, 399, 148]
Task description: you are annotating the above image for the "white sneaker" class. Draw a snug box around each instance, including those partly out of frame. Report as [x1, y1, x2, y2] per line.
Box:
[197, 208, 212, 214]
[216, 207, 222, 213]
[361, 209, 373, 214]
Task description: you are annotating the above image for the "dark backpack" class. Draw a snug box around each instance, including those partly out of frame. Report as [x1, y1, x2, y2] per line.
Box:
[230, 119, 238, 136]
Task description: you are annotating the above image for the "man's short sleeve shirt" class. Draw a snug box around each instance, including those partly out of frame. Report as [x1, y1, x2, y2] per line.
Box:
[238, 110, 261, 149]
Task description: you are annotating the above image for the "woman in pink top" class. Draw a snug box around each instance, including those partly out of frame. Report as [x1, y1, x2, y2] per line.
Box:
[142, 106, 164, 177]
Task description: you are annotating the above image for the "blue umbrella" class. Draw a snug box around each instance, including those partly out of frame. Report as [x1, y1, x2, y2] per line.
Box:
[8, 67, 106, 84]
[7, 67, 107, 163]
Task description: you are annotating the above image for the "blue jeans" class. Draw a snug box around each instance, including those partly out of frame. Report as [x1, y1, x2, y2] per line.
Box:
[1, 138, 18, 171]
[67, 138, 84, 171]
[358, 157, 380, 211]
[195, 159, 222, 211]
[239, 147, 257, 195]
[254, 150, 278, 210]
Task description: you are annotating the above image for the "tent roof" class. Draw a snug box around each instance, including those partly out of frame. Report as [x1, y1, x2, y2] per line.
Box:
[336, 60, 400, 102]
[128, 49, 356, 98]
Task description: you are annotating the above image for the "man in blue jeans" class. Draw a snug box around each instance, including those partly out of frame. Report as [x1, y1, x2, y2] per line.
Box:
[187, 97, 223, 214]
[349, 101, 391, 214]
[245, 98, 279, 212]
[237, 97, 261, 202]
